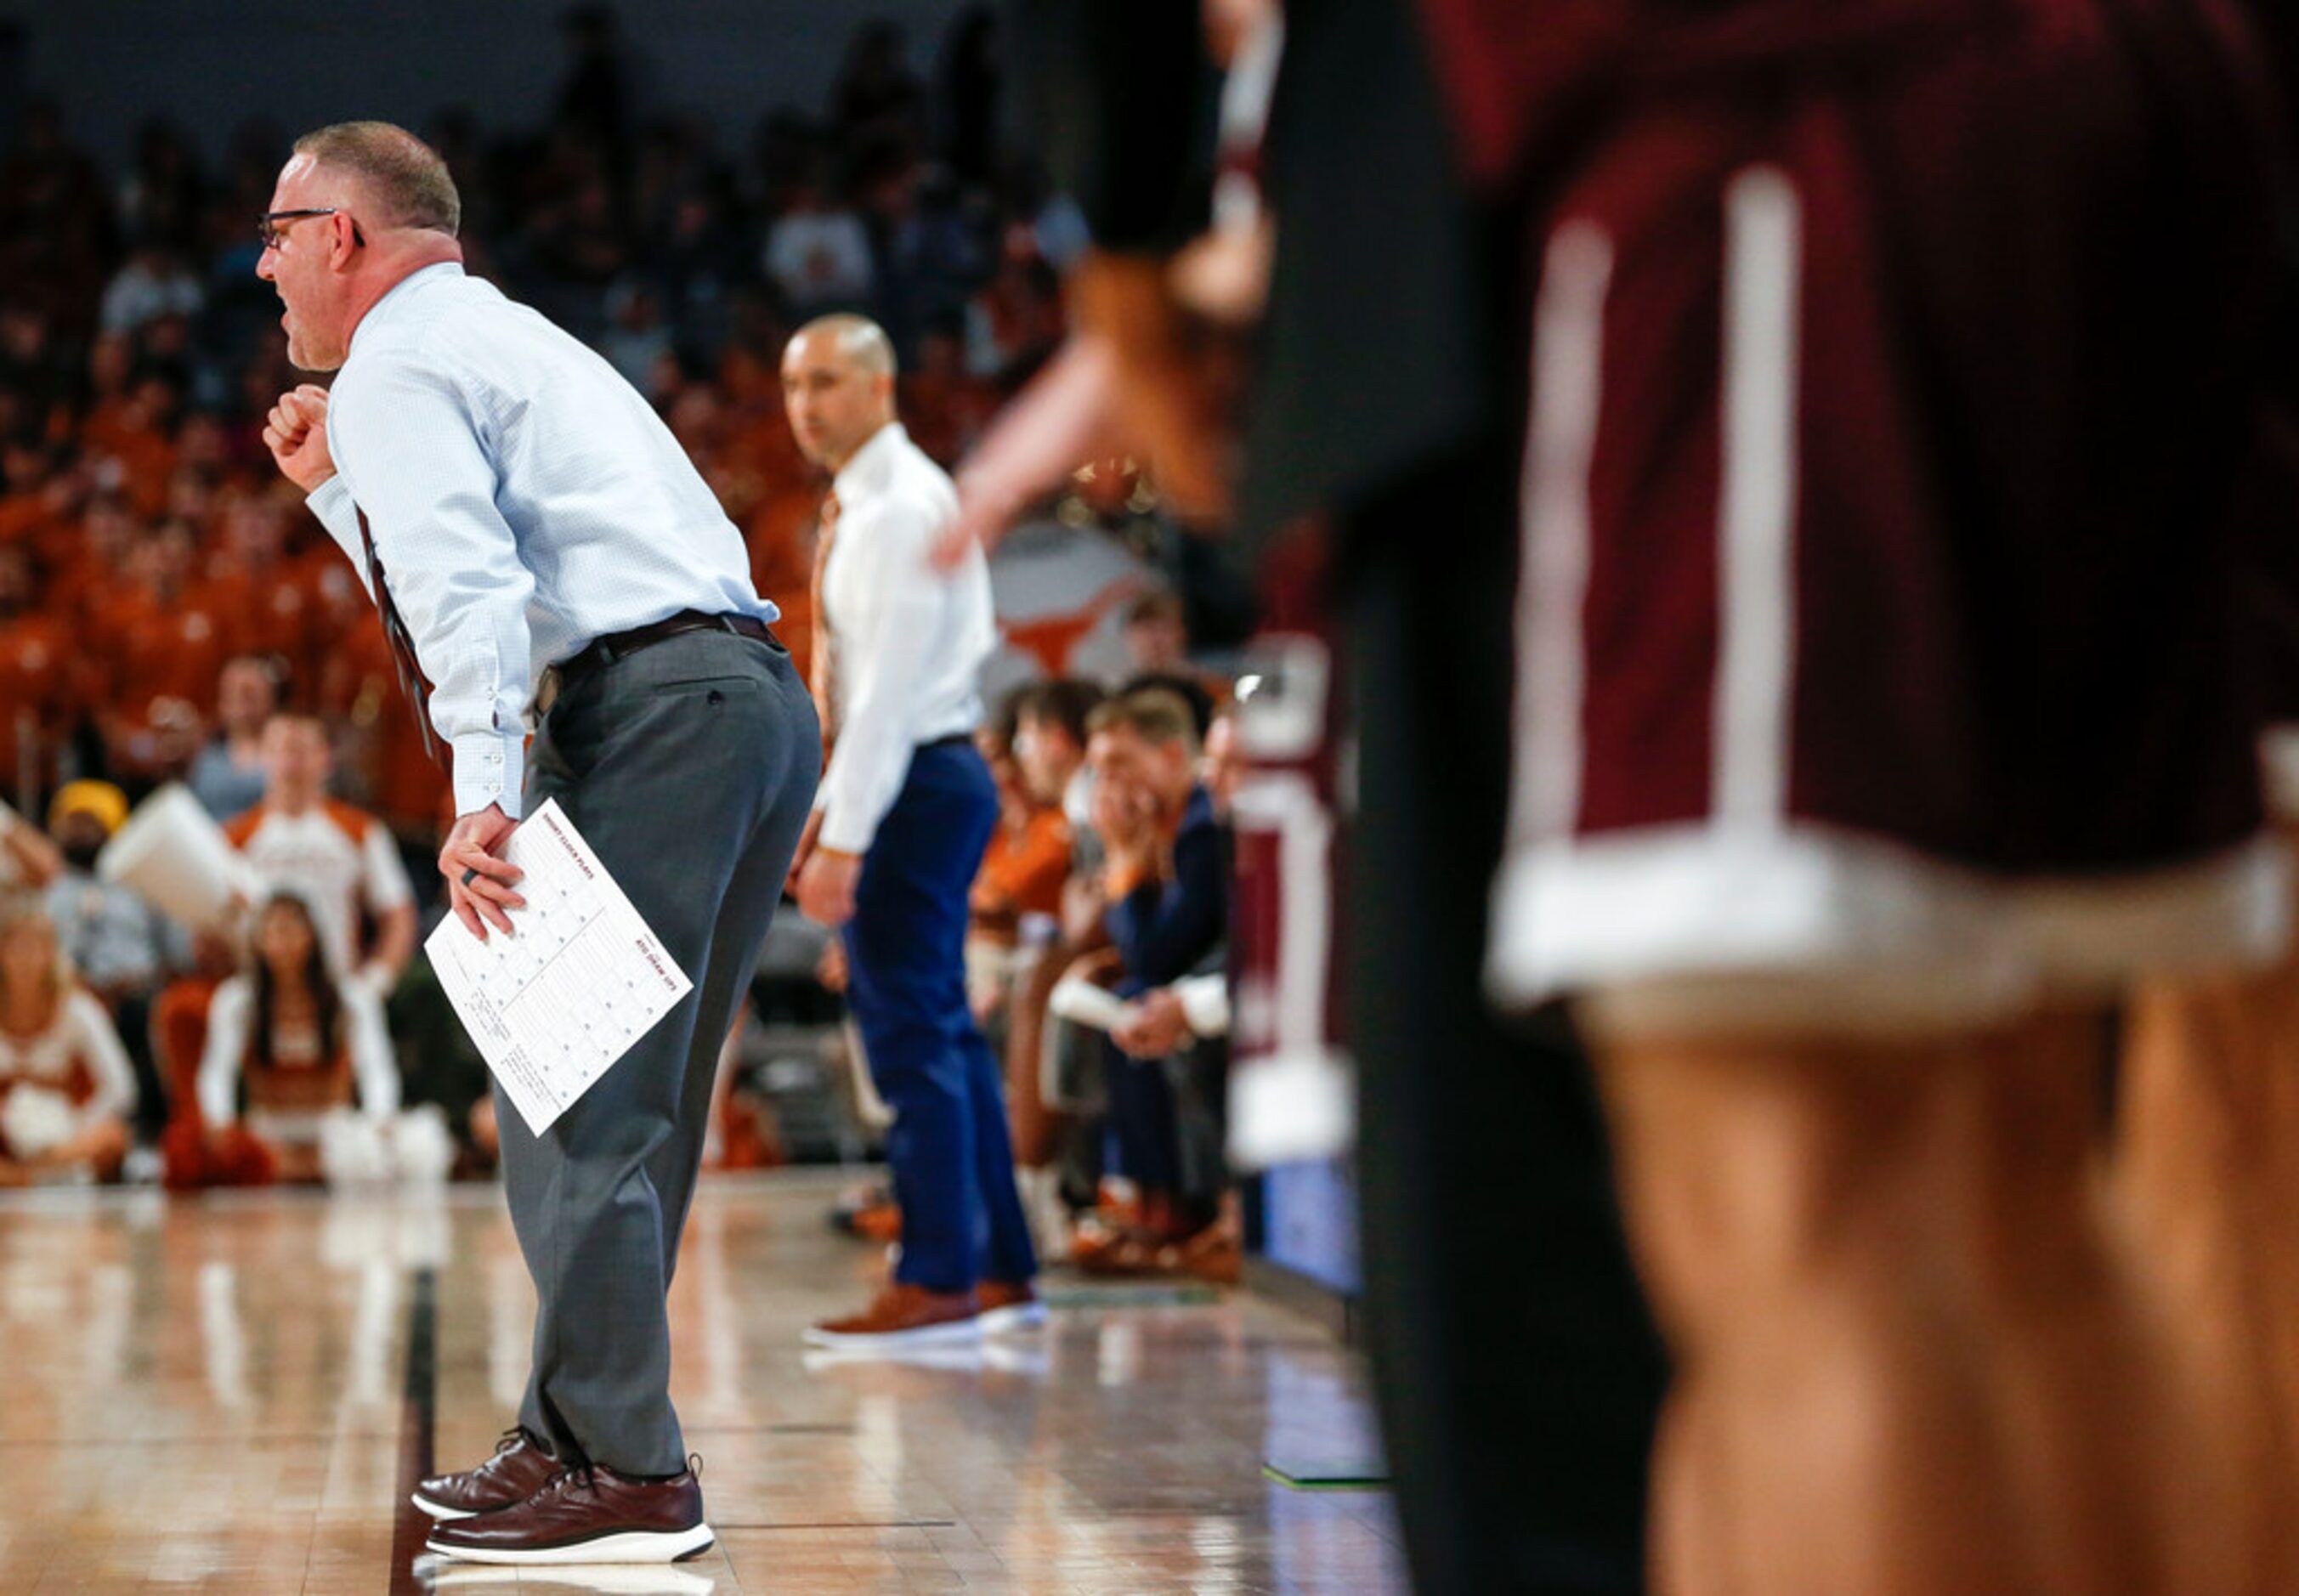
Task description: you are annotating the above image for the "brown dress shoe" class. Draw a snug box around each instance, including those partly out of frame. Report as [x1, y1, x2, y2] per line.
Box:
[424, 1462, 711, 1565]
[804, 1282, 982, 1349]
[977, 1278, 1046, 1333]
[1075, 1222, 1243, 1285]
[413, 1429, 560, 1520]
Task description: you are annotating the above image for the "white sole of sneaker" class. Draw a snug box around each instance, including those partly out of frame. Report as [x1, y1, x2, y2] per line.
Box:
[425, 1523, 715, 1565]
[422, 1562, 718, 1593]
[977, 1302, 1047, 1334]
[801, 1315, 983, 1350]
[412, 1493, 478, 1520]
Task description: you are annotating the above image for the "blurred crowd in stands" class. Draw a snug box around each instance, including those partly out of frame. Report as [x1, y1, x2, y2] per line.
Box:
[0, 5, 1250, 1285]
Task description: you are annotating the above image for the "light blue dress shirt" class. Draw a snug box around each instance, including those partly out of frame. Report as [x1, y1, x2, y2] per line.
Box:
[307, 263, 776, 818]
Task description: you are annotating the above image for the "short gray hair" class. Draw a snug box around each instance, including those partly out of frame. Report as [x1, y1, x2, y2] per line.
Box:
[791, 314, 897, 379]
[292, 121, 461, 236]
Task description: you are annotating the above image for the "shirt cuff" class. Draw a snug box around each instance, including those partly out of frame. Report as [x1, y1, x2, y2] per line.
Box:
[1176, 974, 1230, 1039]
[306, 474, 362, 548]
[817, 803, 876, 857]
[452, 730, 525, 820]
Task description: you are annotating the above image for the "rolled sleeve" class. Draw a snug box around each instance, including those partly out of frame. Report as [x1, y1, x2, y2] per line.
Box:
[330, 342, 537, 822]
[305, 474, 368, 588]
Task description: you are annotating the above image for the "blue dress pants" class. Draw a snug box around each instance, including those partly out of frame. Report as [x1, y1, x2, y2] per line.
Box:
[842, 740, 1039, 1293]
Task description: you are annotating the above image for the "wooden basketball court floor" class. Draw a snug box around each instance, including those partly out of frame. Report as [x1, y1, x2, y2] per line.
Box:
[0, 1171, 1407, 1593]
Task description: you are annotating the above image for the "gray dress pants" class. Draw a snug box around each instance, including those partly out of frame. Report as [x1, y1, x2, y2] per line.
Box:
[492, 625, 818, 1474]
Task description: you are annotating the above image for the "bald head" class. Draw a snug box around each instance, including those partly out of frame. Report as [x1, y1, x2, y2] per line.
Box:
[783, 314, 899, 472]
[792, 314, 897, 380]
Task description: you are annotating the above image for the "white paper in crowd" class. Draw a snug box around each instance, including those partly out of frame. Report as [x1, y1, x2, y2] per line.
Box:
[98, 783, 266, 929]
[424, 800, 692, 1136]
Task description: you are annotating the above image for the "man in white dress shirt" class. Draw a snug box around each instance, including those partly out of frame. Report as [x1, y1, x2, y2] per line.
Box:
[255, 122, 819, 1566]
[784, 315, 1040, 1346]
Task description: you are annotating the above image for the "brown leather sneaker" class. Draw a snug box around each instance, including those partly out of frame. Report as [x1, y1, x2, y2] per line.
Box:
[803, 1282, 982, 1349]
[424, 1462, 711, 1565]
[977, 1279, 1046, 1333]
[413, 1429, 560, 1520]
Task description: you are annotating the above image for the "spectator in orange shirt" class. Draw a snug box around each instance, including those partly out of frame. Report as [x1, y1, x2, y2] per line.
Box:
[86, 371, 181, 521]
[0, 543, 82, 791]
[902, 320, 999, 467]
[97, 520, 228, 784]
[967, 709, 1073, 1025]
[317, 610, 450, 846]
[201, 489, 323, 687]
[0, 436, 71, 552]
[48, 492, 141, 634]
[971, 716, 1073, 939]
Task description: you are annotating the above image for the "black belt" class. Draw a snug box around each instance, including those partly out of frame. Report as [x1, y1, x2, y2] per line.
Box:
[558, 610, 773, 693]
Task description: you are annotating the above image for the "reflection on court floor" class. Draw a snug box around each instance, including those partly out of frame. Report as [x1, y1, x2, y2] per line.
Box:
[0, 1174, 1403, 1593]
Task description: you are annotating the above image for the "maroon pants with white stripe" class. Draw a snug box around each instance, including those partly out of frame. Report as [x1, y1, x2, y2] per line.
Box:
[1486, 0, 2293, 1024]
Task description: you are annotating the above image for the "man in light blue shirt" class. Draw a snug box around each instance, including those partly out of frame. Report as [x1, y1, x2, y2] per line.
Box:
[256, 121, 818, 1566]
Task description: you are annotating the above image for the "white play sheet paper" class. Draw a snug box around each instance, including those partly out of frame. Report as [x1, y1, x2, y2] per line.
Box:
[425, 800, 692, 1136]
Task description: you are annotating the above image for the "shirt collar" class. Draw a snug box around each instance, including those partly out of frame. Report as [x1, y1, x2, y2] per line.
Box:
[830, 421, 910, 509]
[348, 261, 464, 355]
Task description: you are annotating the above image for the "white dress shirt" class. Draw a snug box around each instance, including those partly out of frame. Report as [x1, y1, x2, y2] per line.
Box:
[816, 422, 996, 855]
[307, 263, 776, 818]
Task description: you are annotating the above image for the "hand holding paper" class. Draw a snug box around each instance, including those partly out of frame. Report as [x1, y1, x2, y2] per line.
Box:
[424, 801, 692, 1135]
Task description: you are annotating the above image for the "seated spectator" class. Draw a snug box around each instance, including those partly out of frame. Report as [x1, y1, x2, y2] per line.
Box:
[1002, 676, 1112, 1197]
[98, 243, 204, 338]
[179, 891, 398, 1186]
[901, 317, 999, 467]
[0, 800, 61, 891]
[0, 437, 72, 551]
[965, 233, 1065, 384]
[199, 490, 325, 687]
[600, 278, 675, 394]
[1104, 701, 1242, 1273]
[99, 520, 229, 784]
[1013, 677, 1106, 832]
[0, 898, 135, 1185]
[225, 713, 416, 991]
[42, 778, 187, 1142]
[969, 714, 1073, 976]
[1121, 591, 1231, 724]
[186, 654, 283, 823]
[0, 543, 82, 795]
[1078, 688, 1235, 1280]
[762, 174, 875, 314]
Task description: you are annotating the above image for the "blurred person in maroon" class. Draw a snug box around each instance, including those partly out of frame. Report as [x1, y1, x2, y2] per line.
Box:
[977, 0, 2299, 1591]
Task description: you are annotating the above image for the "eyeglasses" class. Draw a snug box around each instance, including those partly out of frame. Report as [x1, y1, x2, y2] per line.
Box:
[258, 208, 366, 252]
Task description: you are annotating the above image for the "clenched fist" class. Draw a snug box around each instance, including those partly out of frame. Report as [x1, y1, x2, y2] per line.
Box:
[263, 383, 337, 494]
